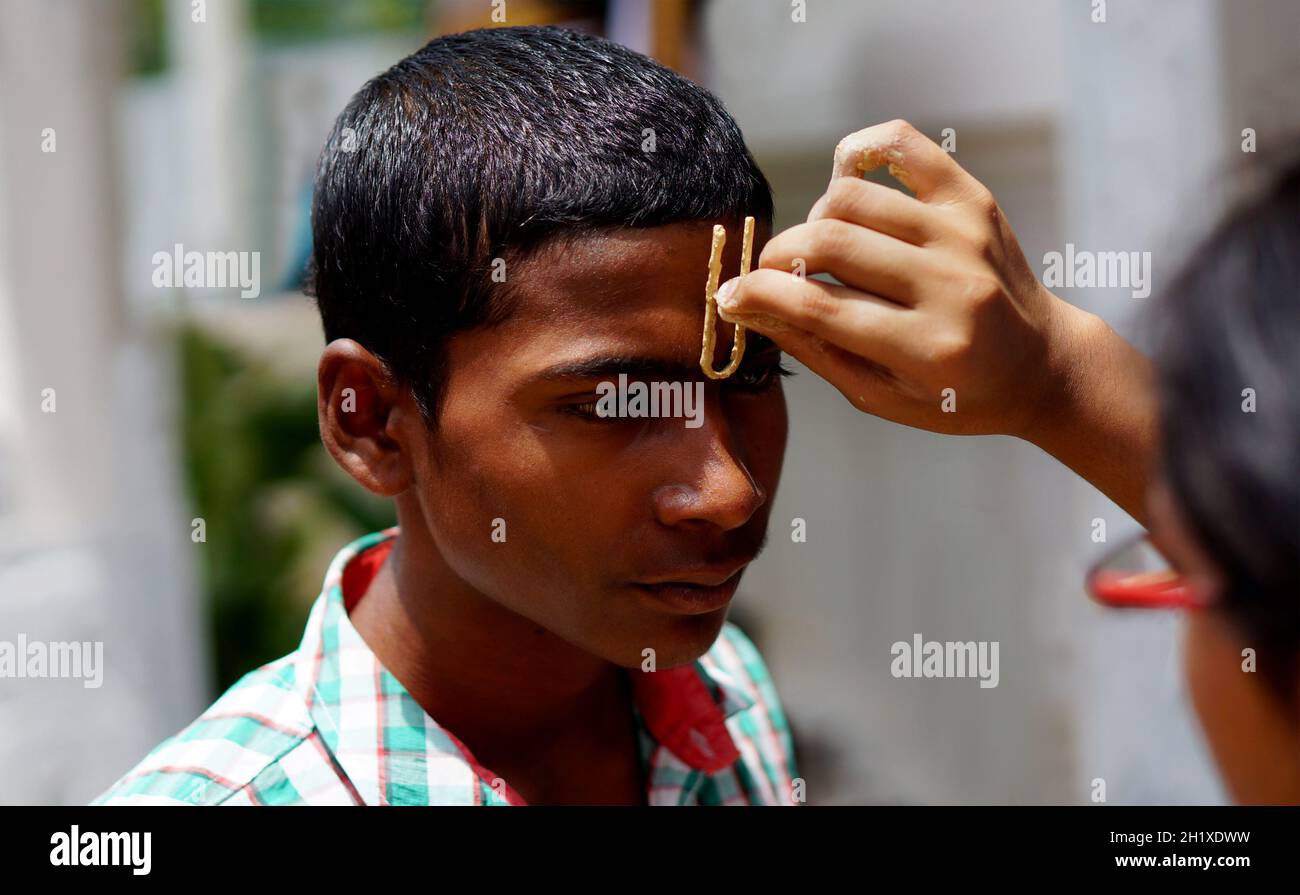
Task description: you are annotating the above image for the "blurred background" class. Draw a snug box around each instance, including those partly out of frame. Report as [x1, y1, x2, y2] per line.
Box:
[0, 0, 1296, 804]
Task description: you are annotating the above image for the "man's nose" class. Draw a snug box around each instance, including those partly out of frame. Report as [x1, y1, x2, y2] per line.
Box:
[651, 408, 767, 530]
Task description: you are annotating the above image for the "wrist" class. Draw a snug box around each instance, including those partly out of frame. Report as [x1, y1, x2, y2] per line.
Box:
[1015, 291, 1158, 522]
[1011, 289, 1099, 448]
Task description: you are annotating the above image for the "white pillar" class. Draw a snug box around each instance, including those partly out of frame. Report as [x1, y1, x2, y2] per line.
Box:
[0, 0, 207, 804]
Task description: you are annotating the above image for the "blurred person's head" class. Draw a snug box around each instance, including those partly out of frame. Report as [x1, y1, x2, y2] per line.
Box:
[1148, 151, 1300, 803]
[305, 26, 785, 669]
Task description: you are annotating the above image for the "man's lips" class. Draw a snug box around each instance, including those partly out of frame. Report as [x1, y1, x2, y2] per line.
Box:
[634, 559, 753, 588]
[632, 560, 751, 614]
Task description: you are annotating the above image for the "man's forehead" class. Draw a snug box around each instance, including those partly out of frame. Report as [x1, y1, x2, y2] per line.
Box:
[447, 221, 772, 381]
[507, 224, 717, 319]
[507, 222, 767, 316]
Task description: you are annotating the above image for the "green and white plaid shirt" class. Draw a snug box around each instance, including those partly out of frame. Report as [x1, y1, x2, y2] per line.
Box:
[93, 528, 800, 805]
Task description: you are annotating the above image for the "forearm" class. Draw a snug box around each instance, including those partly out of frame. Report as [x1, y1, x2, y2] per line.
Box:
[1018, 297, 1159, 525]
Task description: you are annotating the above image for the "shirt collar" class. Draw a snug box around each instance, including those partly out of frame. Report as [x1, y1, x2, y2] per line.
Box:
[292, 528, 754, 805]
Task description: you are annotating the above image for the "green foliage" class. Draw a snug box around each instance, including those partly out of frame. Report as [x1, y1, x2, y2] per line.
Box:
[250, 0, 429, 43]
[177, 322, 394, 695]
[128, 0, 429, 77]
[129, 0, 167, 77]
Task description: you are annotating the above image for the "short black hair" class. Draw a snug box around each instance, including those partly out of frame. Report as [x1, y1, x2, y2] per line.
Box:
[306, 25, 773, 420]
[1154, 149, 1300, 702]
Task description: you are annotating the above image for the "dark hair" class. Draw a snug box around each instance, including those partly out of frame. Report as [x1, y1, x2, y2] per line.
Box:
[305, 25, 773, 420]
[1154, 150, 1300, 702]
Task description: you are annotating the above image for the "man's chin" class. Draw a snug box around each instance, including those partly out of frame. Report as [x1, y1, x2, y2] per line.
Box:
[607, 608, 731, 671]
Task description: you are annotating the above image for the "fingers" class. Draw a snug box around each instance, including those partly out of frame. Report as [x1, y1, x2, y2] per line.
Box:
[806, 176, 938, 246]
[757, 219, 929, 305]
[716, 303, 901, 418]
[831, 119, 988, 206]
[716, 268, 916, 369]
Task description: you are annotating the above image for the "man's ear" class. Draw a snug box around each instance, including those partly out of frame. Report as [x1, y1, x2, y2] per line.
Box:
[317, 339, 416, 496]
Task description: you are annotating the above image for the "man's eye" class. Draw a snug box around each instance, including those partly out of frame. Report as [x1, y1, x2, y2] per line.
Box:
[561, 400, 605, 420]
[558, 362, 791, 422]
[729, 360, 795, 392]
[560, 399, 625, 423]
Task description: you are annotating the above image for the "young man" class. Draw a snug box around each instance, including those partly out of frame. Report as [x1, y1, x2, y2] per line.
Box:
[94, 26, 798, 806]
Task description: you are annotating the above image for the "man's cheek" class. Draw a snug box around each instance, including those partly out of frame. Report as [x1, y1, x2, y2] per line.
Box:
[419, 459, 533, 591]
[444, 495, 589, 595]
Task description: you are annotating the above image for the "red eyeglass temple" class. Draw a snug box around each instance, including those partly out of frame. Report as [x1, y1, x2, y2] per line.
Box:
[1087, 569, 1204, 609]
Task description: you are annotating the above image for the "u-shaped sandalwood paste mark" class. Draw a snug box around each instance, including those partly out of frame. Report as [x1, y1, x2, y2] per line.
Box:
[700, 216, 753, 379]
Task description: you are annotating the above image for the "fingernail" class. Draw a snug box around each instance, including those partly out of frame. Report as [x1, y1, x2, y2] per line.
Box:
[716, 277, 740, 308]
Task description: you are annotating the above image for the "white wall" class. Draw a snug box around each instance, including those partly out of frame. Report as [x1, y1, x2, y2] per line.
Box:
[0, 0, 207, 804]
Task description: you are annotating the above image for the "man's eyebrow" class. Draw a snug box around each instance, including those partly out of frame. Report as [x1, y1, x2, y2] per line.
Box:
[529, 336, 780, 386]
[528, 356, 702, 384]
